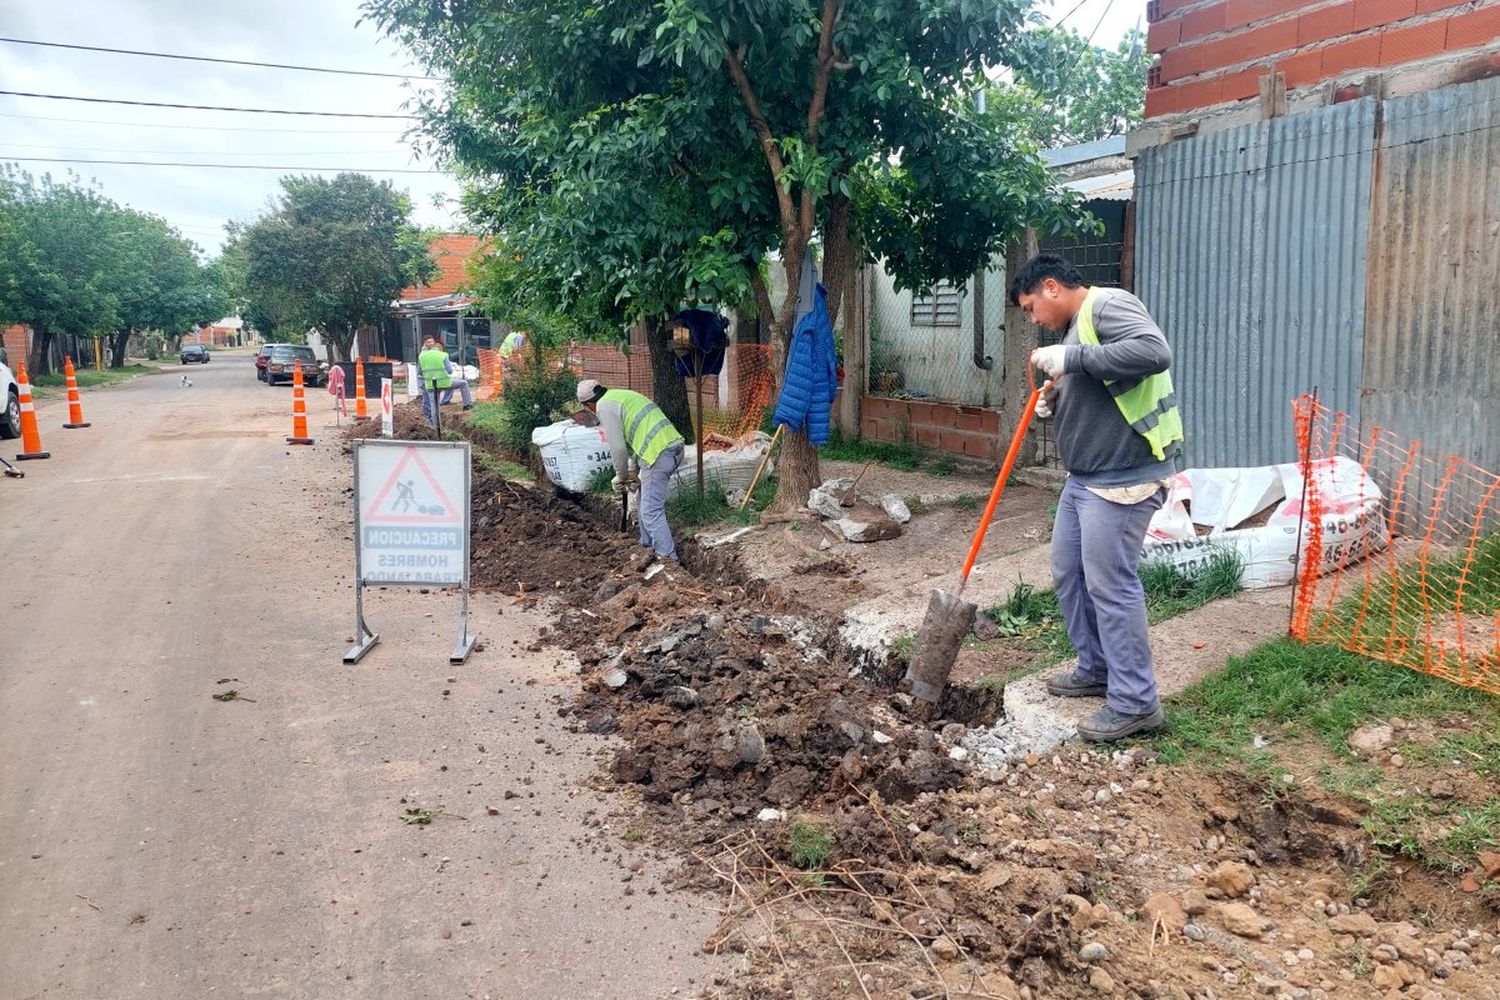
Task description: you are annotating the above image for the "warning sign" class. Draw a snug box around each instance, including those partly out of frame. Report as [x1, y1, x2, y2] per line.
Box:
[353, 440, 469, 585]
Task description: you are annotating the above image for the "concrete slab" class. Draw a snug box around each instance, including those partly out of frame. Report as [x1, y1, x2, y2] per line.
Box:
[967, 585, 1295, 763]
[838, 542, 1054, 677]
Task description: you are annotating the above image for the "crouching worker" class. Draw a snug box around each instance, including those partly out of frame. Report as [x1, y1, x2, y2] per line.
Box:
[418, 335, 473, 423]
[576, 379, 685, 564]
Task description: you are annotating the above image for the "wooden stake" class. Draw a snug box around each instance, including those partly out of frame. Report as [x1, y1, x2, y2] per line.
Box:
[739, 424, 785, 511]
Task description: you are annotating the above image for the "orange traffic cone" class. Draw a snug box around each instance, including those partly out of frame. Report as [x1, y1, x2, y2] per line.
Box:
[354, 356, 369, 420]
[286, 361, 315, 445]
[62, 356, 91, 429]
[14, 361, 50, 460]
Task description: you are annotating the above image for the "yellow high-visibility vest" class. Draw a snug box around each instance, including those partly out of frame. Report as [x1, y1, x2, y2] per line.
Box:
[1076, 287, 1184, 461]
[603, 388, 683, 466]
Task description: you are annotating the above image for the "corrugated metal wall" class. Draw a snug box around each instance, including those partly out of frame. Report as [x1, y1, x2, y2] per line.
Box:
[1364, 76, 1500, 479]
[1136, 98, 1375, 467]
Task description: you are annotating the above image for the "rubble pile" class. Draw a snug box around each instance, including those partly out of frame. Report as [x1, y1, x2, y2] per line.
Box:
[807, 476, 912, 543]
[560, 578, 968, 824]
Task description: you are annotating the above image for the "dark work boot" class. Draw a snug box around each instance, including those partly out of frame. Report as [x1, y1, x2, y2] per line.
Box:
[1046, 671, 1108, 699]
[1076, 706, 1166, 743]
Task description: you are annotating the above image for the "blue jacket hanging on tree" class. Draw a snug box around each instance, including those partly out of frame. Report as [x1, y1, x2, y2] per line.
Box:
[771, 283, 838, 446]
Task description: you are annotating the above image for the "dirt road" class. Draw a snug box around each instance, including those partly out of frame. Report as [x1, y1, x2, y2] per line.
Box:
[0, 356, 716, 999]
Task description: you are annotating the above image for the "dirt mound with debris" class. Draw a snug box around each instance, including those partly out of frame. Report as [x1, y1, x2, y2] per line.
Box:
[469, 472, 644, 601]
[341, 400, 439, 443]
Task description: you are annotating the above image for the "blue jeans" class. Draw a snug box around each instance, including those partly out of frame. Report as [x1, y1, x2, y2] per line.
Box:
[638, 443, 684, 559]
[1052, 477, 1166, 715]
[422, 379, 472, 422]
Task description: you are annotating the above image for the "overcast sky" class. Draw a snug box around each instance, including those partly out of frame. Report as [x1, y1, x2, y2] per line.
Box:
[1, 0, 1142, 259]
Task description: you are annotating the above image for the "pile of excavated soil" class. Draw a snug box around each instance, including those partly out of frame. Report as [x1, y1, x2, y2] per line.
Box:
[341, 400, 439, 443]
[469, 472, 642, 601]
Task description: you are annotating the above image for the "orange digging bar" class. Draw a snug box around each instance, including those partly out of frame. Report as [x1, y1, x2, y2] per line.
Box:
[957, 378, 1049, 595]
[354, 357, 369, 420]
[286, 361, 315, 445]
[14, 360, 50, 460]
[62, 356, 91, 429]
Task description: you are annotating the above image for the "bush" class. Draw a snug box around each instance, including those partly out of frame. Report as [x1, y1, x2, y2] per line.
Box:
[496, 357, 579, 453]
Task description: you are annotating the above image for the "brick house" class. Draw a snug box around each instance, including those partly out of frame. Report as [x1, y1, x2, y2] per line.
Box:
[1141, 0, 1500, 131]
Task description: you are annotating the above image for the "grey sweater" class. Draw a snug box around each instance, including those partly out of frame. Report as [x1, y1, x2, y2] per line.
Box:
[1050, 287, 1180, 488]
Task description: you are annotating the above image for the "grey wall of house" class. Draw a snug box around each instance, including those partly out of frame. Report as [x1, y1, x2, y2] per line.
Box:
[1364, 75, 1500, 488]
[1136, 95, 1375, 471]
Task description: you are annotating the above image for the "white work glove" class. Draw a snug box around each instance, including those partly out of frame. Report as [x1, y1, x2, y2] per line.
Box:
[611, 473, 625, 490]
[1030, 344, 1068, 380]
[1034, 392, 1053, 420]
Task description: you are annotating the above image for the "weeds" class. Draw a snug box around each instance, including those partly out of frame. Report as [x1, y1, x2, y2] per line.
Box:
[953, 494, 980, 512]
[980, 554, 1246, 670]
[789, 820, 833, 870]
[821, 429, 922, 472]
[401, 806, 444, 825]
[928, 455, 957, 477]
[475, 450, 534, 483]
[585, 465, 615, 495]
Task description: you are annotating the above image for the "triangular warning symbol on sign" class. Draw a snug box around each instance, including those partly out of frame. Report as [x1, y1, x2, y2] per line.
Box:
[364, 447, 461, 525]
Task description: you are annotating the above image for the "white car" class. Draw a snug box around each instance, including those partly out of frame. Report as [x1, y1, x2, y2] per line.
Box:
[0, 351, 19, 440]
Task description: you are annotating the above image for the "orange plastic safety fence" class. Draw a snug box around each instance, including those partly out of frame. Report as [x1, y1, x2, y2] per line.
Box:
[565, 341, 775, 448]
[1290, 395, 1500, 694]
[474, 347, 504, 401]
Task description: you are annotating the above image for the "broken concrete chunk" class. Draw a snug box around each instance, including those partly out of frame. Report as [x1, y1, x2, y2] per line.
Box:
[835, 516, 903, 542]
[879, 493, 912, 523]
[807, 478, 856, 520]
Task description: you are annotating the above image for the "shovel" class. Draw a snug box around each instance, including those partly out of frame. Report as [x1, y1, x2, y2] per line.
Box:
[904, 371, 1052, 712]
[618, 484, 630, 533]
[0, 455, 23, 479]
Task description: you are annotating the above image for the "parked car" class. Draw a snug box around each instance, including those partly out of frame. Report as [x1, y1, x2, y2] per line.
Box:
[180, 344, 211, 364]
[255, 342, 287, 381]
[264, 345, 327, 386]
[0, 350, 19, 440]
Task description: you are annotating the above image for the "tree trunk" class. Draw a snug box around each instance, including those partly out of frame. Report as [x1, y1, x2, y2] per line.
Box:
[644, 317, 692, 437]
[111, 329, 132, 369]
[767, 242, 822, 512]
[28, 327, 54, 377]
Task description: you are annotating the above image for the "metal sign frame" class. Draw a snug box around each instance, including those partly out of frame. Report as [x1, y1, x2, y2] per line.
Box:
[345, 438, 478, 665]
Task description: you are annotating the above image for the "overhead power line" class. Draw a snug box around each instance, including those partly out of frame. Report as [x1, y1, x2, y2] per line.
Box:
[0, 36, 440, 80]
[0, 90, 417, 119]
[4, 156, 440, 174]
[0, 110, 404, 134]
[1083, 0, 1119, 46]
[7, 141, 408, 156]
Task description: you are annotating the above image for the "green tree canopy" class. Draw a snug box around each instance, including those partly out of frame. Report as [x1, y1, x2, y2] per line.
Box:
[367, 0, 1085, 500]
[239, 173, 437, 361]
[996, 26, 1151, 147]
[0, 167, 227, 373]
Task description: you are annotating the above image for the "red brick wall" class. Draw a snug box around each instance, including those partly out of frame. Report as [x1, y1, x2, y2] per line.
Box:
[3, 325, 29, 369]
[860, 395, 1001, 461]
[1146, 0, 1500, 117]
[400, 234, 485, 300]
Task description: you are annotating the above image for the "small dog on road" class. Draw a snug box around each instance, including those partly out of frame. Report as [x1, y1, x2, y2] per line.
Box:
[180, 374, 193, 388]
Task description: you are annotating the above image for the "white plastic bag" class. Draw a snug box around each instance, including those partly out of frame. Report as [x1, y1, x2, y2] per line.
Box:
[532, 419, 613, 491]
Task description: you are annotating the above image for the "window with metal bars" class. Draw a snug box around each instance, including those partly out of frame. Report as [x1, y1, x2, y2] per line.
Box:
[909, 281, 962, 327]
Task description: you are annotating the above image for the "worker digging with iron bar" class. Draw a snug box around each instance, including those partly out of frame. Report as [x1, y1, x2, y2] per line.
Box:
[1010, 253, 1185, 742]
[577, 379, 686, 567]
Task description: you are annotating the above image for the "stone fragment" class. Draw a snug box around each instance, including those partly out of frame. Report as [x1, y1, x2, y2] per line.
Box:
[1209, 861, 1256, 898]
[1143, 892, 1189, 934]
[1348, 723, 1395, 756]
[1329, 912, 1378, 937]
[1218, 902, 1269, 939]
